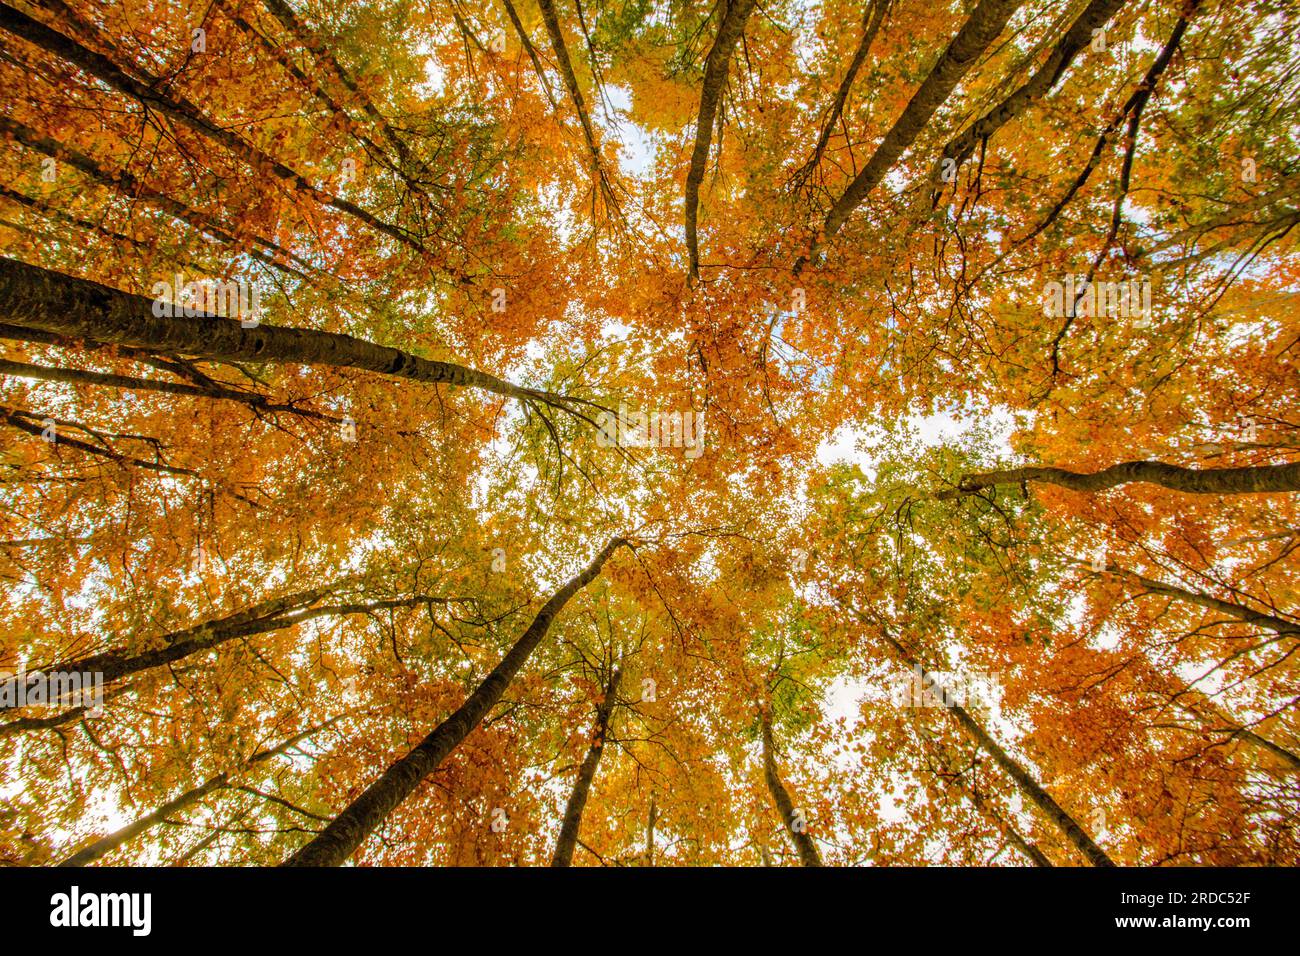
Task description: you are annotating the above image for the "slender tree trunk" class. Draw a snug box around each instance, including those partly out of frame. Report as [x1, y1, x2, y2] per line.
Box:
[1130, 657, 1300, 772]
[500, 0, 559, 110]
[760, 710, 823, 866]
[937, 0, 1128, 175]
[534, 0, 609, 189]
[872, 622, 1115, 866]
[0, 109, 313, 282]
[1170, 694, 1300, 772]
[26, 596, 439, 698]
[282, 538, 629, 866]
[1112, 565, 1300, 637]
[0, 257, 575, 413]
[808, 0, 1023, 257]
[551, 669, 621, 866]
[0, 357, 338, 422]
[259, 0, 419, 174]
[59, 718, 338, 866]
[0, 3, 427, 256]
[645, 792, 657, 866]
[925, 739, 1053, 866]
[978, 795, 1054, 867]
[684, 0, 759, 279]
[2, 586, 331, 708]
[0, 687, 128, 737]
[939, 460, 1300, 498]
[794, 0, 890, 187]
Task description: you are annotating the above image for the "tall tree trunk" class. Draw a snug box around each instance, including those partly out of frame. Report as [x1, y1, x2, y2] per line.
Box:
[0, 3, 428, 257]
[282, 538, 629, 866]
[794, 0, 890, 187]
[258, 0, 419, 175]
[0, 116, 314, 281]
[924, 737, 1053, 866]
[551, 668, 621, 866]
[0, 257, 577, 414]
[59, 717, 338, 866]
[760, 710, 823, 866]
[19, 595, 441, 701]
[939, 459, 1300, 498]
[1111, 565, 1300, 637]
[534, 0, 616, 210]
[0, 357, 338, 423]
[868, 618, 1116, 866]
[684, 0, 759, 279]
[500, 0, 560, 110]
[645, 792, 657, 866]
[0, 586, 429, 709]
[807, 0, 1023, 259]
[1129, 657, 1300, 772]
[936, 0, 1128, 177]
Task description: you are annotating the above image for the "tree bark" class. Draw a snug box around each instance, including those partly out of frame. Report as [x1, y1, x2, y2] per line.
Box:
[259, 0, 420, 176]
[0, 3, 427, 257]
[808, 0, 1023, 258]
[872, 622, 1115, 866]
[0, 257, 575, 413]
[0, 116, 312, 281]
[500, 0, 560, 110]
[937, 0, 1128, 177]
[0, 357, 337, 422]
[551, 668, 621, 866]
[926, 740, 1053, 866]
[1111, 566, 1300, 637]
[0, 593, 445, 706]
[794, 0, 890, 187]
[938, 460, 1300, 498]
[58, 718, 338, 866]
[684, 0, 759, 279]
[281, 537, 629, 866]
[760, 710, 823, 866]
[534, 0, 614, 206]
[645, 792, 657, 866]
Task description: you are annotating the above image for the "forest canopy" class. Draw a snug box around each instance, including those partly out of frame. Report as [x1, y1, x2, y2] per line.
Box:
[0, 0, 1296, 867]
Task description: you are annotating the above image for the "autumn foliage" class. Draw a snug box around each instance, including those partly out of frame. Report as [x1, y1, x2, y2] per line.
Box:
[0, 0, 1296, 867]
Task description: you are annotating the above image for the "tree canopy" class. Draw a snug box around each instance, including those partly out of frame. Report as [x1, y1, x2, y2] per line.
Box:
[0, 0, 1296, 867]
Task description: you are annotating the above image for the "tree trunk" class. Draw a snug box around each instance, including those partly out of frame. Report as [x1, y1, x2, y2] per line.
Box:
[1114, 566, 1300, 637]
[282, 537, 629, 866]
[925, 739, 1053, 866]
[645, 793, 657, 866]
[551, 669, 621, 866]
[939, 460, 1300, 498]
[59, 718, 338, 866]
[2, 586, 333, 708]
[809, 0, 1023, 256]
[1129, 657, 1300, 772]
[937, 0, 1128, 175]
[794, 0, 890, 187]
[684, 0, 759, 279]
[760, 710, 823, 866]
[0, 257, 574, 413]
[0, 3, 426, 257]
[0, 116, 313, 281]
[874, 624, 1116, 866]
[534, 0, 607, 181]
[259, 0, 419, 174]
